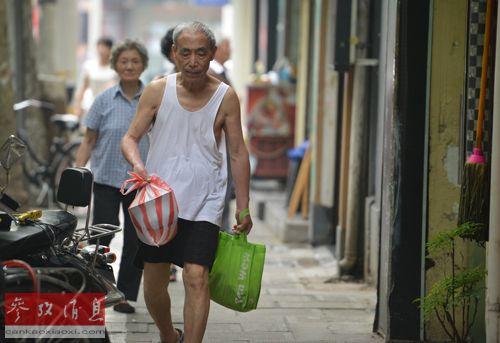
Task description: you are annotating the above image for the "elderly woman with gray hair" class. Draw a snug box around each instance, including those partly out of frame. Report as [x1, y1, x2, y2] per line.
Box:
[75, 39, 150, 314]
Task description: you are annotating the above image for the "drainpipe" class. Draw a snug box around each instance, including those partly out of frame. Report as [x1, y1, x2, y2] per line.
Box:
[486, 3, 500, 340]
[339, 63, 366, 272]
[339, 0, 369, 273]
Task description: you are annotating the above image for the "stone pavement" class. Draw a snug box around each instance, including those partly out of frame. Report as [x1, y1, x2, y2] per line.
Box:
[104, 203, 382, 343]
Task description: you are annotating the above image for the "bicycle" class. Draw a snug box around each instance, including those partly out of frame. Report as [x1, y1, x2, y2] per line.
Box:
[12, 99, 82, 209]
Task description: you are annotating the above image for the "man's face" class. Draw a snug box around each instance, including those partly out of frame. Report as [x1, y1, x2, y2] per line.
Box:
[173, 30, 215, 81]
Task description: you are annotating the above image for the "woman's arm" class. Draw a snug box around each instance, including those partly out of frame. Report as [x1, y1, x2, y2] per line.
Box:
[75, 128, 98, 167]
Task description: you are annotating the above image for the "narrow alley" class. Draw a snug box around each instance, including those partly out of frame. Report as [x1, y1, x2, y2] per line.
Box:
[3, 0, 500, 341]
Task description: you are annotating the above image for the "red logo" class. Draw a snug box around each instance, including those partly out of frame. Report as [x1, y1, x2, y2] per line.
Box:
[4, 293, 106, 339]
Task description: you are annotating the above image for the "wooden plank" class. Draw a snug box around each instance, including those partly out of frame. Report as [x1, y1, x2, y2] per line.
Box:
[301, 161, 310, 219]
[288, 148, 311, 218]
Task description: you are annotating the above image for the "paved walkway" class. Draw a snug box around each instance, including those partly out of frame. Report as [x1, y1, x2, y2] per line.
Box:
[104, 203, 381, 343]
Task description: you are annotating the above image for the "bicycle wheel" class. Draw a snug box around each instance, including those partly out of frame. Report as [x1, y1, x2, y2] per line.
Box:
[22, 160, 53, 208]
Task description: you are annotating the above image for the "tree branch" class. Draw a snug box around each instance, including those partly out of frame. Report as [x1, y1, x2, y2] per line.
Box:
[435, 308, 453, 340]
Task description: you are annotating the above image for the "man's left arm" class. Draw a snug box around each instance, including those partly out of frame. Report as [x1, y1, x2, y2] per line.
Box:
[222, 88, 253, 234]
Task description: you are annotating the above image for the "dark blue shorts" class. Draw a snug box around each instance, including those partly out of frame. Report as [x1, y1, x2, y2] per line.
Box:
[133, 218, 219, 270]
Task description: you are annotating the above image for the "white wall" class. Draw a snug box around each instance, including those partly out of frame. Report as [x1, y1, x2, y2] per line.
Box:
[229, 0, 255, 122]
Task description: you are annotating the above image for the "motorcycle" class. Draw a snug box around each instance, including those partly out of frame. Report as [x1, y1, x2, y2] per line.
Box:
[0, 135, 124, 342]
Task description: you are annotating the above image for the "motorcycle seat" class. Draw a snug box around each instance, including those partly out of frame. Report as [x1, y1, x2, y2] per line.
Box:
[0, 210, 77, 260]
[50, 114, 80, 132]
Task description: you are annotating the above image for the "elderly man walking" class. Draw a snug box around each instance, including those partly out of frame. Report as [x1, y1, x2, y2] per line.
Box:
[121, 22, 253, 343]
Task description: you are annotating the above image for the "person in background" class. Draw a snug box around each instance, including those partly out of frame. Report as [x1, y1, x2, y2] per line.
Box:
[209, 36, 234, 233]
[122, 22, 252, 343]
[160, 26, 178, 75]
[75, 39, 150, 314]
[209, 37, 232, 86]
[73, 37, 118, 118]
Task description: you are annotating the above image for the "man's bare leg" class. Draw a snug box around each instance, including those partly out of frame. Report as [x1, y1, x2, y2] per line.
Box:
[143, 262, 180, 343]
[182, 262, 210, 343]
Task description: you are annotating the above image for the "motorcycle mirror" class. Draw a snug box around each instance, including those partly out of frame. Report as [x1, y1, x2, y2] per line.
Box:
[0, 135, 26, 171]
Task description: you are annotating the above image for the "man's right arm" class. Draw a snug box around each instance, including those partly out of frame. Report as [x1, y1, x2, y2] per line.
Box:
[121, 80, 165, 179]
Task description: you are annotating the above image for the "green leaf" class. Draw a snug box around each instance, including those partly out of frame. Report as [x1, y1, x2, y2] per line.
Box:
[417, 267, 486, 321]
[427, 222, 484, 256]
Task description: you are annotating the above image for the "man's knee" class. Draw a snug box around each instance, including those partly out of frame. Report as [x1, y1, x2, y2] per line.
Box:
[143, 262, 171, 291]
[183, 263, 209, 291]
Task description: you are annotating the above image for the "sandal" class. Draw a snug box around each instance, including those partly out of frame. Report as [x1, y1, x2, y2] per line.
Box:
[169, 266, 177, 282]
[175, 328, 184, 343]
[160, 328, 184, 343]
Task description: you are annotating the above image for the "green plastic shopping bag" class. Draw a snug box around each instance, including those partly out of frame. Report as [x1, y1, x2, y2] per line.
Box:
[209, 231, 266, 312]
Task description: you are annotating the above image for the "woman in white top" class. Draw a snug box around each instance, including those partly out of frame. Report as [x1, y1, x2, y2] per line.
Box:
[73, 37, 118, 117]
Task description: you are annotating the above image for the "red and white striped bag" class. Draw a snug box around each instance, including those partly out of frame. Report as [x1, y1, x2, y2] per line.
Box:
[120, 172, 178, 247]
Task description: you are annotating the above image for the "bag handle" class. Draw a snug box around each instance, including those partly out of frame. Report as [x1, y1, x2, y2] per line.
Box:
[149, 174, 172, 192]
[120, 172, 173, 196]
[234, 232, 248, 243]
[120, 172, 149, 195]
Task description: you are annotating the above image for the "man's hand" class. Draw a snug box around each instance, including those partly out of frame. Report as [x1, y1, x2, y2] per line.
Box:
[133, 163, 148, 180]
[232, 208, 253, 235]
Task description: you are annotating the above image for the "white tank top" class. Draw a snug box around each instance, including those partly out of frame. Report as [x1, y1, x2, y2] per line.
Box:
[145, 73, 229, 227]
